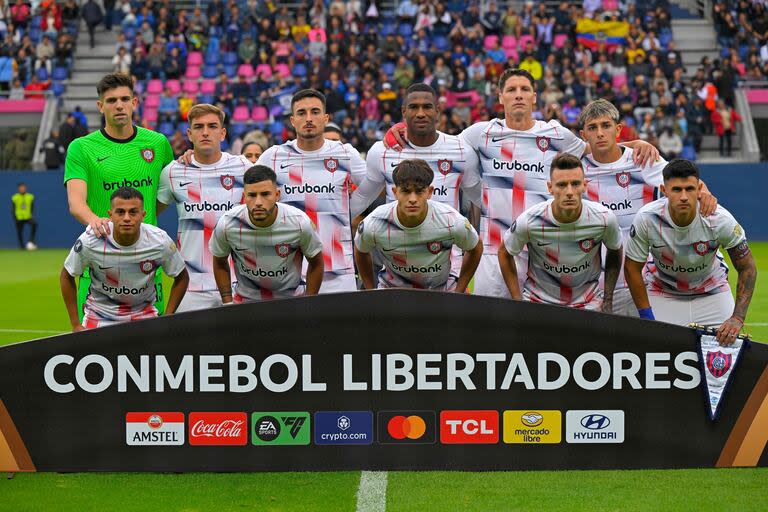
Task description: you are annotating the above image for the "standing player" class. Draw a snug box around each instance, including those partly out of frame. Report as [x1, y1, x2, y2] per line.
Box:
[498, 154, 623, 311]
[257, 89, 366, 293]
[64, 73, 175, 318]
[60, 187, 188, 331]
[578, 99, 718, 316]
[625, 159, 757, 345]
[209, 166, 324, 302]
[157, 104, 251, 312]
[354, 159, 483, 291]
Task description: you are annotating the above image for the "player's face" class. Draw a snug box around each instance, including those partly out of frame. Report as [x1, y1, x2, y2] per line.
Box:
[290, 98, 329, 141]
[108, 197, 145, 237]
[579, 115, 621, 152]
[548, 167, 586, 213]
[402, 92, 439, 137]
[187, 113, 226, 153]
[393, 183, 433, 221]
[661, 176, 701, 217]
[242, 143, 263, 163]
[97, 86, 138, 129]
[244, 180, 280, 223]
[499, 76, 536, 119]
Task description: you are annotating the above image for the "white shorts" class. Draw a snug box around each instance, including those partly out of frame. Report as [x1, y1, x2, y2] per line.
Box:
[473, 251, 527, 298]
[83, 307, 157, 329]
[319, 272, 358, 294]
[611, 288, 639, 318]
[177, 290, 223, 312]
[649, 291, 735, 327]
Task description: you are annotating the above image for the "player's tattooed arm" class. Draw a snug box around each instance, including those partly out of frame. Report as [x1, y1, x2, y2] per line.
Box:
[624, 257, 651, 311]
[602, 247, 623, 313]
[304, 252, 324, 295]
[212, 255, 234, 304]
[719, 242, 757, 345]
[497, 247, 522, 300]
[60, 268, 85, 332]
[165, 268, 189, 314]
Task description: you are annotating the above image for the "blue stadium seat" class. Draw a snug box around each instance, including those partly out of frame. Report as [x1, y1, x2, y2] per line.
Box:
[293, 63, 307, 78]
[433, 36, 450, 52]
[398, 23, 413, 38]
[158, 122, 176, 137]
[220, 138, 230, 151]
[51, 82, 65, 97]
[177, 122, 189, 133]
[36, 67, 49, 81]
[197, 94, 214, 104]
[204, 52, 219, 66]
[123, 27, 137, 40]
[202, 65, 219, 78]
[28, 28, 41, 44]
[229, 123, 248, 139]
[223, 52, 238, 66]
[52, 67, 68, 81]
[223, 64, 237, 78]
[681, 145, 696, 160]
[382, 62, 395, 78]
[381, 23, 395, 37]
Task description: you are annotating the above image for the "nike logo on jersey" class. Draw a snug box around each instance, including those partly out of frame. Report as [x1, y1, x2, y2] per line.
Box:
[96, 156, 110, 162]
[280, 163, 292, 169]
[234, 247, 248, 252]
[537, 242, 552, 246]
[652, 244, 666, 249]
[98, 265, 114, 270]
[390, 162, 400, 168]
[491, 137, 509, 143]
[179, 182, 193, 187]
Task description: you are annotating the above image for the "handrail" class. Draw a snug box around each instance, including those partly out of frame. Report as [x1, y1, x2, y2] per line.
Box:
[735, 88, 761, 162]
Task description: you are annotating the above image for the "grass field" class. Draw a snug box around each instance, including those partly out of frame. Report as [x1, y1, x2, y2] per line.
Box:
[0, 248, 767, 511]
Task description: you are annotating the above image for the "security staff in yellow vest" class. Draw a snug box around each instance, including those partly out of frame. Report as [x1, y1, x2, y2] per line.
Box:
[11, 182, 37, 250]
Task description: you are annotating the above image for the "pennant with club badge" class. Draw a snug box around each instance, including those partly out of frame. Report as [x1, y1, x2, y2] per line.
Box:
[694, 325, 750, 421]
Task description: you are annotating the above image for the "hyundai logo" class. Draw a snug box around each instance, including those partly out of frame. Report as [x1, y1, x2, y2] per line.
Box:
[580, 414, 611, 430]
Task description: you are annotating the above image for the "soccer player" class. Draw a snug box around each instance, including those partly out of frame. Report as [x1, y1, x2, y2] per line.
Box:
[385, 69, 657, 298]
[354, 159, 483, 291]
[60, 187, 188, 331]
[257, 89, 366, 293]
[64, 73, 175, 318]
[578, 99, 719, 316]
[209, 166, 324, 302]
[157, 104, 251, 312]
[498, 154, 623, 311]
[241, 141, 266, 163]
[625, 159, 757, 345]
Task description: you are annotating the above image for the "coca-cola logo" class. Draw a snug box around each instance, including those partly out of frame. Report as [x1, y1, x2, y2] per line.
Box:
[188, 412, 248, 445]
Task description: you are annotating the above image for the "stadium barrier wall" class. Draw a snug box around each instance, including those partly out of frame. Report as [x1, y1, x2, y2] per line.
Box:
[0, 290, 766, 472]
[0, 164, 766, 248]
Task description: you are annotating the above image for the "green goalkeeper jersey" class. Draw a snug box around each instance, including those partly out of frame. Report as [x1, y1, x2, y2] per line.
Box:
[64, 127, 174, 226]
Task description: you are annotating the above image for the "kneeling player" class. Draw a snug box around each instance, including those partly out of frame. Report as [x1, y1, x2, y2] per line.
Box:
[209, 165, 324, 302]
[498, 154, 623, 311]
[60, 187, 189, 331]
[354, 159, 483, 291]
[625, 159, 757, 345]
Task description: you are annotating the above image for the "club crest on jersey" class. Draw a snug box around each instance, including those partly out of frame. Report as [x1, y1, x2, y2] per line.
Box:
[693, 241, 710, 256]
[707, 350, 732, 378]
[324, 157, 339, 173]
[579, 238, 596, 253]
[427, 241, 442, 254]
[615, 172, 631, 188]
[437, 159, 453, 175]
[536, 136, 551, 153]
[139, 260, 155, 274]
[275, 243, 291, 258]
[220, 174, 235, 190]
[140, 148, 155, 163]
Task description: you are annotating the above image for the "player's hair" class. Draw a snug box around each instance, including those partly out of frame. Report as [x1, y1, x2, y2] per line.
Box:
[291, 89, 326, 114]
[241, 141, 265, 154]
[188, 103, 225, 126]
[550, 153, 584, 177]
[110, 187, 144, 203]
[393, 159, 434, 189]
[662, 158, 700, 181]
[578, 99, 620, 129]
[498, 68, 535, 91]
[404, 83, 437, 102]
[96, 73, 134, 98]
[244, 165, 277, 185]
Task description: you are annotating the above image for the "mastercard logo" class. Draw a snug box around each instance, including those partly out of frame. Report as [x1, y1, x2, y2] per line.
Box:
[387, 415, 427, 440]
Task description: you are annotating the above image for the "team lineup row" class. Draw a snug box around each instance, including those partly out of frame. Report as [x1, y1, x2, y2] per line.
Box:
[58, 71, 757, 346]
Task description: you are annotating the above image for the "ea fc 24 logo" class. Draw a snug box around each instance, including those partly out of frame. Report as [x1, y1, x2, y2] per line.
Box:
[378, 411, 436, 444]
[126, 412, 184, 446]
[440, 410, 499, 444]
[503, 410, 562, 444]
[251, 412, 310, 446]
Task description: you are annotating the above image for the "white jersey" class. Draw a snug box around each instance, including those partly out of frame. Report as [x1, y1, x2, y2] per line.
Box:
[461, 118, 586, 255]
[626, 200, 745, 297]
[157, 152, 251, 292]
[257, 139, 366, 278]
[355, 200, 479, 289]
[209, 203, 323, 301]
[351, 133, 482, 216]
[64, 223, 186, 323]
[502, 199, 622, 309]
[582, 148, 666, 290]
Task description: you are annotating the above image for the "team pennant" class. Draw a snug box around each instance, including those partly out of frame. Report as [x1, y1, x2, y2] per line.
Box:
[695, 327, 749, 421]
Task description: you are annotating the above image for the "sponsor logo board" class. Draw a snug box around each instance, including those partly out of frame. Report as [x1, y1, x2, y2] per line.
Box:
[565, 410, 624, 443]
[503, 410, 562, 444]
[440, 410, 499, 444]
[377, 411, 436, 444]
[189, 412, 248, 446]
[314, 411, 373, 445]
[251, 412, 310, 446]
[126, 412, 184, 446]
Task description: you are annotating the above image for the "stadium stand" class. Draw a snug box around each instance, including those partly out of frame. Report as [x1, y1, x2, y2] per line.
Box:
[0, 0, 763, 166]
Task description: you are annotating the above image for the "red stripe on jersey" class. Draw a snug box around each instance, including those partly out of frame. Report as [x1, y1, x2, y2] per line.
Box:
[289, 164, 302, 185]
[546, 246, 558, 264]
[512, 170, 525, 219]
[203, 211, 216, 271]
[489, 221, 502, 249]
[587, 179, 599, 202]
[188, 184, 201, 203]
[305, 193, 319, 241]
[660, 248, 674, 265]
[332, 224, 344, 269]
[118, 303, 131, 317]
[261, 287, 274, 301]
[560, 281, 573, 304]
[643, 184, 655, 205]
[393, 253, 407, 266]
[233, 293, 244, 304]
[676, 278, 690, 292]
[84, 316, 99, 329]
[501, 139, 515, 160]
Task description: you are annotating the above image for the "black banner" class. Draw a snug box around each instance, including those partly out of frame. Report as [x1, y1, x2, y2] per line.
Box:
[1, 290, 767, 472]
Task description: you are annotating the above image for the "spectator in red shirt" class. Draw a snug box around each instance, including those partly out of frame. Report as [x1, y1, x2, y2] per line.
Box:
[24, 75, 51, 98]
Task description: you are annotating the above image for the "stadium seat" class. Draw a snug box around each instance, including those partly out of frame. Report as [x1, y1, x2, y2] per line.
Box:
[274, 64, 290, 78]
[553, 34, 568, 49]
[52, 67, 68, 81]
[398, 23, 413, 38]
[144, 94, 161, 108]
[433, 36, 449, 52]
[381, 23, 395, 37]
[223, 64, 237, 78]
[255, 63, 273, 79]
[204, 52, 219, 66]
[185, 66, 201, 80]
[504, 48, 519, 60]
[501, 35, 517, 50]
[165, 79, 181, 95]
[182, 80, 199, 95]
[178, 122, 189, 133]
[232, 105, 250, 122]
[146, 79, 163, 94]
[143, 108, 158, 123]
[200, 79, 216, 95]
[51, 82, 65, 97]
[269, 120, 284, 137]
[123, 27, 137, 40]
[269, 104, 284, 118]
[28, 27, 41, 44]
[197, 94, 214, 104]
[158, 121, 176, 137]
[382, 62, 395, 78]
[237, 64, 254, 78]
[292, 63, 307, 78]
[220, 138, 230, 151]
[612, 74, 627, 90]
[229, 123, 248, 139]
[202, 65, 218, 78]
[36, 67, 48, 81]
[251, 105, 268, 122]
[223, 52, 238, 66]
[518, 34, 534, 50]
[484, 35, 499, 50]
[187, 51, 203, 66]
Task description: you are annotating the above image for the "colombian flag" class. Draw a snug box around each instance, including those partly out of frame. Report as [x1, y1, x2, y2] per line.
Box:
[576, 18, 629, 50]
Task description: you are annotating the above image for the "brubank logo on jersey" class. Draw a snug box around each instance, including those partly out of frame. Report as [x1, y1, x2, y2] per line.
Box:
[183, 201, 236, 213]
[602, 199, 633, 211]
[103, 177, 153, 191]
[543, 260, 591, 274]
[492, 159, 545, 173]
[391, 262, 443, 274]
[283, 183, 336, 194]
[240, 262, 288, 279]
[102, 281, 150, 295]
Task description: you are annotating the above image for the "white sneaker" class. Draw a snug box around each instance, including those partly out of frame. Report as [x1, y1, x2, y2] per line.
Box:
[25, 242, 37, 250]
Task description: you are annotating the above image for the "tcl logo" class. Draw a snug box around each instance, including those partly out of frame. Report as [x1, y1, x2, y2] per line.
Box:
[440, 410, 499, 444]
[189, 412, 247, 446]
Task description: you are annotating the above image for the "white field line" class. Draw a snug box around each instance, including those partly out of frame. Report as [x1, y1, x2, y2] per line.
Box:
[356, 471, 388, 512]
[0, 328, 64, 334]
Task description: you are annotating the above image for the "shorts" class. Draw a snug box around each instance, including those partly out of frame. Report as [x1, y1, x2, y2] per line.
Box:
[611, 288, 639, 317]
[233, 284, 305, 303]
[82, 306, 158, 329]
[649, 290, 735, 327]
[78, 268, 164, 322]
[473, 251, 527, 298]
[177, 290, 223, 312]
[319, 272, 358, 294]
